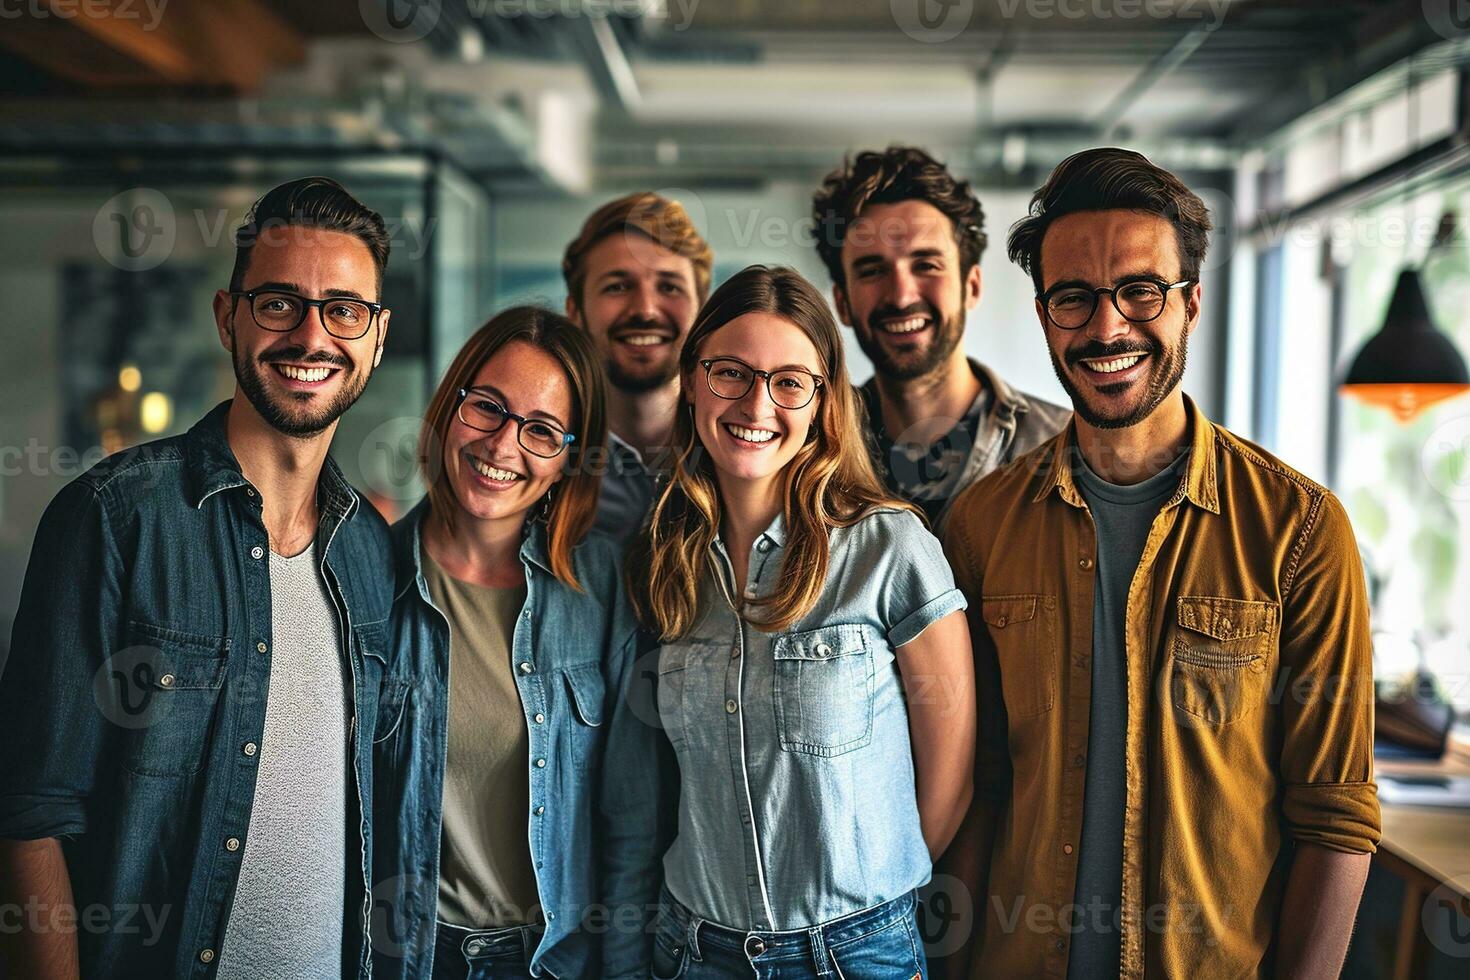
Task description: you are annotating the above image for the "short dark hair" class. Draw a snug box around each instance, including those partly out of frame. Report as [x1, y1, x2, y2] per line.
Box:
[1007, 147, 1212, 295]
[229, 176, 390, 295]
[811, 145, 987, 288]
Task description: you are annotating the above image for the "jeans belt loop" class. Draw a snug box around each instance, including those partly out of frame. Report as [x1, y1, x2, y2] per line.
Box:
[685, 910, 704, 962]
[809, 923, 831, 978]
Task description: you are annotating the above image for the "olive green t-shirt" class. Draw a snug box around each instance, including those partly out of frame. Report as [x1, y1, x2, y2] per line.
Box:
[423, 554, 541, 929]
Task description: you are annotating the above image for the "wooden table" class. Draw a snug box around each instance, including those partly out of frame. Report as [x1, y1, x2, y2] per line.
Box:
[1373, 730, 1470, 979]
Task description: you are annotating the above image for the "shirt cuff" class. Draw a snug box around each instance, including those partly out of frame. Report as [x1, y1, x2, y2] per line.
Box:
[890, 588, 968, 649]
[1281, 780, 1381, 854]
[0, 793, 88, 840]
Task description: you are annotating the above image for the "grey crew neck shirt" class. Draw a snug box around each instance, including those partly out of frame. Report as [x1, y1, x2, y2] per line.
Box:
[1066, 449, 1188, 979]
[216, 543, 348, 980]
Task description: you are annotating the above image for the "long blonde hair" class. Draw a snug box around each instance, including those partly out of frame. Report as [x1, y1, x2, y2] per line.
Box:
[629, 265, 913, 639]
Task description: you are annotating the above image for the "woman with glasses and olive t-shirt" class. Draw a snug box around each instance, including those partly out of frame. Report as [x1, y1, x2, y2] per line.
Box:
[371, 307, 663, 980]
[628, 266, 976, 979]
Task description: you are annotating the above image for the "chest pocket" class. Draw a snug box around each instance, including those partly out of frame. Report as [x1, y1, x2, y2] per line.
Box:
[981, 595, 1057, 719]
[356, 621, 408, 744]
[772, 623, 875, 758]
[656, 645, 690, 748]
[112, 619, 229, 778]
[564, 663, 606, 776]
[1166, 595, 1279, 728]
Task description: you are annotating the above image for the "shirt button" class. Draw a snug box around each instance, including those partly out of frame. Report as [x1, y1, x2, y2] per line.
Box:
[996, 616, 1008, 628]
[534, 713, 545, 724]
[199, 948, 215, 963]
[725, 699, 738, 714]
[251, 546, 264, 560]
[756, 539, 772, 554]
[158, 673, 176, 688]
[534, 805, 545, 815]
[243, 742, 258, 757]
[1078, 557, 1094, 570]
[730, 645, 740, 660]
[535, 758, 546, 768]
[257, 641, 268, 654]
[225, 837, 241, 852]
[245, 488, 256, 497]
[1063, 844, 1073, 855]
[519, 662, 533, 674]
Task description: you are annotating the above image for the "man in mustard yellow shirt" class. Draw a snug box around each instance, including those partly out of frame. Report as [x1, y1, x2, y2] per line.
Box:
[938, 147, 1378, 979]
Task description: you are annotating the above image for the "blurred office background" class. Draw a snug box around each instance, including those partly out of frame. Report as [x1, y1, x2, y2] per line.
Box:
[2, 1, 1470, 974]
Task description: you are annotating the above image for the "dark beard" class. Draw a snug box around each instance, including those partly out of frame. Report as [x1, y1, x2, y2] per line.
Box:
[234, 339, 368, 439]
[856, 300, 964, 382]
[1051, 330, 1187, 430]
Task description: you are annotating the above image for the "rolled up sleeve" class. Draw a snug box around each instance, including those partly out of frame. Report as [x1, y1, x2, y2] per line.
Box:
[878, 510, 968, 649]
[1277, 492, 1380, 854]
[0, 480, 122, 840]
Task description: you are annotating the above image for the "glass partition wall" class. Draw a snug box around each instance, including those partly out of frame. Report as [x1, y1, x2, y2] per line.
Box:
[0, 151, 493, 657]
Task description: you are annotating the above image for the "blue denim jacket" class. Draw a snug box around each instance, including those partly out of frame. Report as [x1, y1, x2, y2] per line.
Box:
[0, 400, 397, 978]
[370, 500, 666, 980]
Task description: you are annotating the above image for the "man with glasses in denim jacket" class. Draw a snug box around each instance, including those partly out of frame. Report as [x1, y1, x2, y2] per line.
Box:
[0, 177, 398, 979]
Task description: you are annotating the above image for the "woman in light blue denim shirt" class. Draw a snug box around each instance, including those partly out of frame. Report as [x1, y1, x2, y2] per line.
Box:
[628, 266, 977, 979]
[371, 307, 663, 980]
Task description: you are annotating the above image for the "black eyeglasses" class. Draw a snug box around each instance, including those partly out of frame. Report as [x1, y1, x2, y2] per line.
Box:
[1038, 277, 1193, 330]
[229, 289, 384, 340]
[456, 388, 575, 459]
[699, 357, 824, 410]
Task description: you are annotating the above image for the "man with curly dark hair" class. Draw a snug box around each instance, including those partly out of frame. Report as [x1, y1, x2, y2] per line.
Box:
[812, 145, 1068, 528]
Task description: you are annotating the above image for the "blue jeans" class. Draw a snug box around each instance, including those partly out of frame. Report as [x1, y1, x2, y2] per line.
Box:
[430, 920, 550, 980]
[652, 886, 928, 979]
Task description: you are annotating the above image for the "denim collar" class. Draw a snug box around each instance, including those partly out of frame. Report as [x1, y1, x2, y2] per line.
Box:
[183, 399, 360, 520]
[394, 497, 555, 603]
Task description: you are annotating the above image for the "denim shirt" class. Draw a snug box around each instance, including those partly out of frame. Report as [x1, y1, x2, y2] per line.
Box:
[371, 500, 666, 980]
[656, 507, 967, 932]
[0, 400, 396, 978]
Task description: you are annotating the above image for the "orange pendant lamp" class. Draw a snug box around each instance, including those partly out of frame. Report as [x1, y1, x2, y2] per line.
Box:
[1341, 267, 1470, 422]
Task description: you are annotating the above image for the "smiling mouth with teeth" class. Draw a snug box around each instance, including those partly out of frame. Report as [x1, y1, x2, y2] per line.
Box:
[1081, 354, 1146, 374]
[878, 316, 930, 335]
[273, 364, 337, 383]
[468, 454, 524, 482]
[615, 332, 672, 348]
[724, 423, 777, 444]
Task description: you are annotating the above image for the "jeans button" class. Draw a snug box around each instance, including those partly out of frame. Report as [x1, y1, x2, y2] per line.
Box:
[466, 939, 484, 955]
[745, 935, 766, 957]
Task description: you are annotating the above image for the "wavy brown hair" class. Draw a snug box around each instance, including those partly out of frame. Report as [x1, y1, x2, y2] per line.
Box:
[629, 265, 912, 639]
[811, 145, 987, 289]
[1006, 147, 1212, 295]
[420, 306, 607, 591]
